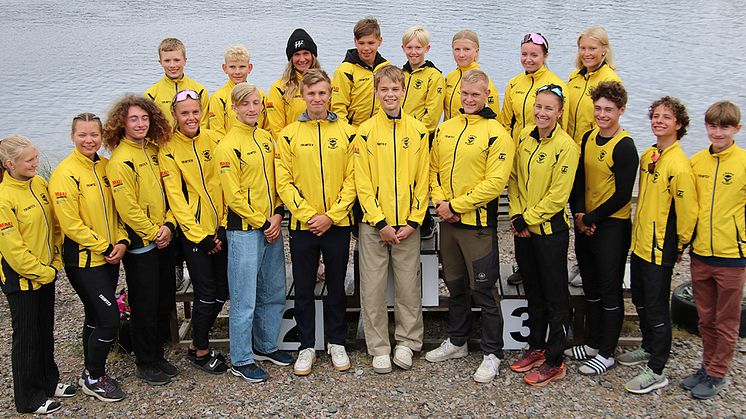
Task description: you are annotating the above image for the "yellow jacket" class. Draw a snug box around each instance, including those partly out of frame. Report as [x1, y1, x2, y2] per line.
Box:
[354, 110, 430, 229]
[630, 142, 698, 266]
[145, 74, 210, 129]
[215, 122, 283, 231]
[690, 143, 746, 264]
[276, 112, 357, 230]
[266, 76, 308, 139]
[0, 175, 61, 292]
[107, 138, 176, 249]
[49, 149, 129, 267]
[430, 107, 514, 228]
[508, 125, 580, 235]
[331, 49, 391, 127]
[208, 80, 269, 136]
[499, 65, 568, 142]
[443, 61, 499, 121]
[159, 129, 225, 244]
[402, 61, 445, 134]
[566, 63, 622, 143]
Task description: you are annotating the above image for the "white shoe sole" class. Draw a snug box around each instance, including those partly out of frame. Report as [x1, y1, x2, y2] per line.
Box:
[332, 361, 351, 372]
[253, 353, 292, 366]
[373, 365, 392, 374]
[425, 350, 468, 363]
[625, 377, 669, 394]
[81, 384, 125, 403]
[393, 357, 412, 370]
[473, 373, 496, 383]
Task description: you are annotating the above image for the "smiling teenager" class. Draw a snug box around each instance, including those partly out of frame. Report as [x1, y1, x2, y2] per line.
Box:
[401, 25, 445, 138]
[443, 30, 499, 121]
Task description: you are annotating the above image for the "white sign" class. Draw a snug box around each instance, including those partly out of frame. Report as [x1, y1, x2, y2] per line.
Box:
[277, 299, 325, 351]
[500, 299, 531, 350]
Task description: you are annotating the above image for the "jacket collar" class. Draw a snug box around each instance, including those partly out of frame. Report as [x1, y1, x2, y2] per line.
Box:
[403, 60, 440, 73]
[529, 124, 558, 141]
[299, 111, 339, 123]
[459, 105, 497, 120]
[72, 148, 100, 168]
[1, 173, 33, 188]
[709, 142, 739, 158]
[579, 61, 609, 77]
[161, 74, 185, 85]
[457, 61, 480, 73]
[526, 65, 549, 78]
[343, 48, 387, 71]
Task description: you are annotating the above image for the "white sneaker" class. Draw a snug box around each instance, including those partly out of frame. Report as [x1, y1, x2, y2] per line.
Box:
[425, 338, 468, 363]
[327, 343, 350, 372]
[372, 355, 392, 374]
[568, 263, 582, 287]
[294, 348, 316, 376]
[473, 354, 500, 383]
[393, 345, 413, 370]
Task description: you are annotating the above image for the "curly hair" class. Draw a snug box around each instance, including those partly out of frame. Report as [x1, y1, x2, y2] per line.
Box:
[649, 96, 690, 140]
[103, 94, 171, 150]
[590, 81, 627, 109]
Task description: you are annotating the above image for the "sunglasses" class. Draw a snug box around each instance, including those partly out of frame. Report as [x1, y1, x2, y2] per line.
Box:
[171, 90, 200, 108]
[647, 148, 661, 174]
[536, 84, 564, 98]
[522, 32, 548, 50]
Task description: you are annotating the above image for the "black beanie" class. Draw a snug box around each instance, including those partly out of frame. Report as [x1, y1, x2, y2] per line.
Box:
[286, 28, 318, 60]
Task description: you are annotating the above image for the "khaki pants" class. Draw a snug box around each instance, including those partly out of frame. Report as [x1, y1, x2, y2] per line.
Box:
[359, 223, 424, 356]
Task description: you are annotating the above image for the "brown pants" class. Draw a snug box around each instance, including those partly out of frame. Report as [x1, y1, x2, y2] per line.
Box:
[691, 257, 746, 378]
[359, 223, 423, 356]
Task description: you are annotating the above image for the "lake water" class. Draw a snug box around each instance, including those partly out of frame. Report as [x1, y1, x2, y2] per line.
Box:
[1, 0, 744, 167]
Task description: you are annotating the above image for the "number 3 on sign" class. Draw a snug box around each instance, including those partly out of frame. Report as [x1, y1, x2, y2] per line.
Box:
[500, 299, 530, 350]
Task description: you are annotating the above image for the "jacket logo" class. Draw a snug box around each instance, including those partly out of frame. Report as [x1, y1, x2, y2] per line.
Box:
[0, 221, 13, 230]
[677, 189, 684, 197]
[598, 150, 606, 161]
[263, 143, 271, 153]
[220, 161, 231, 169]
[377, 142, 387, 146]
[151, 154, 159, 165]
[414, 80, 423, 89]
[515, 90, 525, 95]
[466, 135, 476, 145]
[498, 152, 506, 161]
[402, 137, 410, 149]
[102, 176, 110, 188]
[537, 152, 546, 163]
[202, 150, 212, 161]
[160, 170, 170, 178]
[266, 101, 274, 108]
[488, 97, 495, 103]
[332, 86, 339, 92]
[561, 165, 568, 173]
[40, 193, 49, 205]
[328, 138, 338, 149]
[111, 179, 123, 188]
[437, 87, 443, 94]
[651, 172, 660, 183]
[55, 191, 67, 200]
[722, 172, 734, 185]
[301, 143, 313, 147]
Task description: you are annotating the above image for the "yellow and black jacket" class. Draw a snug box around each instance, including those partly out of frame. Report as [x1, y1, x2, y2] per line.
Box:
[266, 76, 308, 139]
[354, 110, 430, 229]
[508, 124, 580, 235]
[159, 129, 225, 244]
[630, 142, 698, 266]
[145, 74, 210, 129]
[0, 175, 61, 293]
[570, 128, 638, 225]
[208, 80, 269, 136]
[107, 137, 176, 249]
[49, 149, 129, 267]
[430, 106, 514, 228]
[690, 143, 746, 265]
[443, 61, 499, 121]
[499, 65, 568, 142]
[331, 49, 391, 128]
[215, 121, 283, 231]
[276, 112, 357, 231]
[566, 62, 622, 143]
[402, 61, 445, 135]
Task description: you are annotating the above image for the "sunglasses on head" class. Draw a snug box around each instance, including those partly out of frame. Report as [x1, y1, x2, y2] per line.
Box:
[536, 84, 563, 98]
[522, 32, 548, 50]
[171, 90, 200, 108]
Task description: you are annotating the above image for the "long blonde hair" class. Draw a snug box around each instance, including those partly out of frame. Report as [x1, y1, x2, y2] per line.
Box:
[575, 26, 616, 70]
[280, 54, 321, 102]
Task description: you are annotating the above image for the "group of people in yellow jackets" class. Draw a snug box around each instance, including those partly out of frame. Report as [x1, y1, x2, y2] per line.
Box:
[0, 16, 744, 415]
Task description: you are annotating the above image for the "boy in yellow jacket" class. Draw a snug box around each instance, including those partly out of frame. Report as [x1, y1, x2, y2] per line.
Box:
[355, 65, 429, 373]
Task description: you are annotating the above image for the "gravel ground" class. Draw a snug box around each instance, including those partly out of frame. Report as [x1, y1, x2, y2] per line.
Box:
[1, 229, 745, 418]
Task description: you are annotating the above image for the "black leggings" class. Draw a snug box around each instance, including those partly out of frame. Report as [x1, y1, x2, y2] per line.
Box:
[66, 263, 120, 379]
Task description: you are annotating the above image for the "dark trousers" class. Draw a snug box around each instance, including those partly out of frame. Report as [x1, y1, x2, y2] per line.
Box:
[515, 231, 570, 367]
[630, 253, 672, 374]
[440, 223, 504, 357]
[575, 218, 630, 358]
[66, 263, 120, 379]
[180, 236, 228, 350]
[6, 283, 59, 413]
[289, 227, 350, 349]
[123, 244, 176, 365]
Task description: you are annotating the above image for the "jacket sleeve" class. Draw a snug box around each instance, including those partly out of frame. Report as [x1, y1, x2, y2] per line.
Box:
[274, 131, 318, 224]
[266, 83, 287, 139]
[48, 194, 63, 271]
[208, 93, 228, 136]
[487, 78, 500, 115]
[423, 73, 445, 134]
[325, 130, 358, 224]
[331, 64, 353, 123]
[200, 89, 210, 129]
[158, 147, 210, 243]
[450, 126, 515, 214]
[354, 129, 387, 227]
[408, 129, 430, 226]
[214, 142, 269, 230]
[0, 200, 56, 285]
[522, 142, 580, 226]
[48, 172, 111, 255]
[671, 162, 699, 252]
[429, 126, 447, 203]
[498, 81, 515, 136]
[106, 158, 159, 242]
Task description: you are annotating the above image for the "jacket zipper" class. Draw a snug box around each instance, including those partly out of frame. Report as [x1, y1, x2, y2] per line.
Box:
[449, 119, 469, 198]
[402, 71, 413, 110]
[393, 120, 399, 226]
[317, 122, 328, 211]
[521, 76, 535, 129]
[192, 139, 218, 229]
[92, 161, 112, 243]
[709, 156, 719, 255]
[30, 183, 53, 264]
[253, 130, 274, 217]
[142, 142, 167, 218]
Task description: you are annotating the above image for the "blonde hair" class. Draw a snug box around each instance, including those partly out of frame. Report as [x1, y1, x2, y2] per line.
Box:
[224, 44, 250, 63]
[231, 83, 259, 105]
[158, 37, 186, 58]
[0, 135, 35, 182]
[300, 69, 332, 93]
[402, 25, 430, 46]
[575, 26, 616, 70]
[374, 65, 406, 89]
[461, 69, 489, 91]
[71, 112, 102, 134]
[452, 29, 480, 61]
[280, 54, 321, 101]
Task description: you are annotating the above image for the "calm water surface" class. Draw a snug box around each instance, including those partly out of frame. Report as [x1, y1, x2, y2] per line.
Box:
[1, 0, 744, 166]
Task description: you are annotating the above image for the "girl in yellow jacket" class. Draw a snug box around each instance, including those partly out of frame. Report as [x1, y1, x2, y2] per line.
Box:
[499, 33, 568, 142]
[158, 90, 229, 373]
[401, 25, 445, 137]
[0, 136, 73, 414]
[49, 113, 129, 402]
[266, 28, 321, 139]
[443, 29, 499, 121]
[103, 94, 178, 386]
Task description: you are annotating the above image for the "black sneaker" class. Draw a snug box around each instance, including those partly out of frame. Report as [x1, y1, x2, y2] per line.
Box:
[82, 373, 126, 402]
[230, 363, 269, 383]
[194, 350, 229, 374]
[157, 358, 179, 378]
[507, 267, 522, 285]
[254, 349, 293, 366]
[135, 364, 171, 386]
[420, 212, 435, 240]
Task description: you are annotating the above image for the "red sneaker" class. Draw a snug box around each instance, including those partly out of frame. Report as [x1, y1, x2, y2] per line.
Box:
[524, 363, 566, 386]
[510, 349, 545, 373]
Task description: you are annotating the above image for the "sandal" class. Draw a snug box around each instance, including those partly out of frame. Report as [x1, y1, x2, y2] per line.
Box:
[34, 399, 62, 415]
[579, 356, 616, 375]
[54, 383, 77, 398]
[563, 345, 598, 360]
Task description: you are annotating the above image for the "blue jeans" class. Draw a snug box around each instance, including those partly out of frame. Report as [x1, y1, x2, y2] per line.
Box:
[227, 230, 286, 366]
